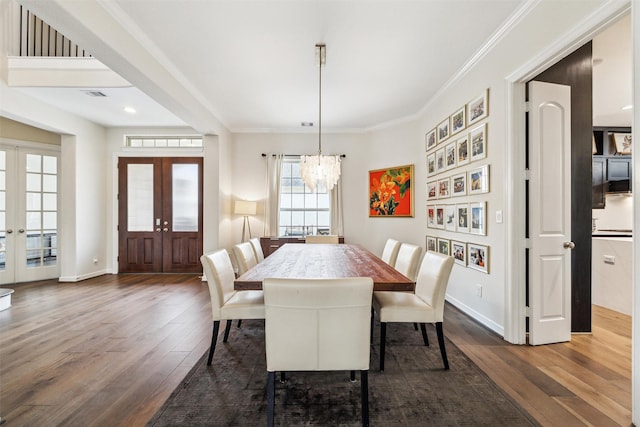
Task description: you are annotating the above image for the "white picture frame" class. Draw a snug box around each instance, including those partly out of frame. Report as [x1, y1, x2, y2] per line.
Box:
[435, 148, 446, 173]
[437, 118, 450, 143]
[450, 106, 466, 135]
[468, 243, 489, 273]
[470, 201, 486, 236]
[456, 135, 469, 166]
[467, 88, 488, 126]
[438, 177, 450, 199]
[437, 238, 450, 256]
[426, 128, 437, 151]
[435, 205, 445, 229]
[470, 123, 487, 162]
[445, 205, 456, 231]
[427, 205, 436, 228]
[445, 142, 456, 170]
[451, 240, 467, 266]
[456, 204, 469, 233]
[451, 172, 467, 197]
[427, 152, 436, 176]
[426, 235, 437, 252]
[468, 164, 490, 194]
[427, 181, 438, 201]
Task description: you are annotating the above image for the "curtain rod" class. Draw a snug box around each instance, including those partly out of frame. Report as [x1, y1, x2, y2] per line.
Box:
[261, 153, 346, 158]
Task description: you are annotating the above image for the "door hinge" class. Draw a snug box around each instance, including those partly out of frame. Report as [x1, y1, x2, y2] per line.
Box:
[525, 306, 532, 317]
[524, 169, 530, 181]
[524, 101, 530, 112]
[524, 238, 530, 249]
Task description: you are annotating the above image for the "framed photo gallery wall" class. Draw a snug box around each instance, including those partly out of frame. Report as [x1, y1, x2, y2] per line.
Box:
[424, 88, 490, 274]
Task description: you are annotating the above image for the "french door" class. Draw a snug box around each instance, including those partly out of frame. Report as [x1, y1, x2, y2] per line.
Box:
[0, 144, 60, 285]
[118, 157, 203, 273]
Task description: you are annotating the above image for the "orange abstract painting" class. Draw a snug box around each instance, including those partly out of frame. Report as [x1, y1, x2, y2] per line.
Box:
[369, 164, 413, 217]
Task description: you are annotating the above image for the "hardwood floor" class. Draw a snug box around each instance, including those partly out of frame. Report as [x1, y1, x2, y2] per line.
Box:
[0, 275, 631, 426]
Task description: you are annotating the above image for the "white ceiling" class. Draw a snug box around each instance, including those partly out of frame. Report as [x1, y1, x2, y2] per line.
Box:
[13, 0, 632, 133]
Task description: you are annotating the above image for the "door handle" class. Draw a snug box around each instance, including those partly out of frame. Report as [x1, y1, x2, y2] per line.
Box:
[18, 229, 25, 233]
[163, 228, 169, 232]
[6, 229, 12, 234]
[156, 228, 161, 232]
[563, 241, 575, 249]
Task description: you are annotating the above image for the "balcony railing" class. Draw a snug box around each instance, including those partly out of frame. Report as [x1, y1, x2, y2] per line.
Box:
[19, 5, 90, 57]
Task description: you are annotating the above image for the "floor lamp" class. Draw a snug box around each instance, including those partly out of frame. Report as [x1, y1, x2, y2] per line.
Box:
[235, 200, 257, 242]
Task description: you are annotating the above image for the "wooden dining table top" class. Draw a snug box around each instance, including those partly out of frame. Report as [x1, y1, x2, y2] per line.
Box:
[234, 243, 414, 292]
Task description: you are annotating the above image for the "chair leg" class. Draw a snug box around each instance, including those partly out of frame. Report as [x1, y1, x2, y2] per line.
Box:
[379, 322, 387, 372]
[267, 371, 275, 427]
[420, 323, 429, 346]
[361, 370, 369, 427]
[413, 322, 418, 330]
[207, 320, 220, 366]
[350, 370, 356, 382]
[436, 322, 449, 370]
[237, 319, 242, 328]
[280, 372, 286, 383]
[223, 319, 232, 342]
[370, 308, 374, 341]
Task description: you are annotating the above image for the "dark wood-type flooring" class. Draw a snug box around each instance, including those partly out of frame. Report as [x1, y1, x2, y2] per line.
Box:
[0, 274, 631, 426]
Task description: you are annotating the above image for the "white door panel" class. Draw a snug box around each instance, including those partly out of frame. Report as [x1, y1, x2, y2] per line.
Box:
[528, 81, 572, 345]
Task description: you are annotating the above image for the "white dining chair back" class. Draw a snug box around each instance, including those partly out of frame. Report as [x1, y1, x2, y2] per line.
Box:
[305, 234, 339, 244]
[415, 251, 455, 320]
[380, 238, 401, 267]
[264, 277, 373, 426]
[394, 243, 423, 281]
[249, 237, 265, 263]
[200, 249, 264, 366]
[232, 241, 258, 275]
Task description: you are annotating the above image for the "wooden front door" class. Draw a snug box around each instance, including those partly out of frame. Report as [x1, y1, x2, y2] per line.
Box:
[118, 157, 203, 273]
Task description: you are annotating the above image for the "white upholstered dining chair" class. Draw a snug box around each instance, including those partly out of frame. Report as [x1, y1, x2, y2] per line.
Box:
[264, 277, 373, 427]
[200, 249, 264, 366]
[305, 234, 340, 244]
[393, 243, 423, 281]
[372, 251, 454, 371]
[232, 241, 258, 275]
[249, 237, 265, 263]
[380, 238, 401, 267]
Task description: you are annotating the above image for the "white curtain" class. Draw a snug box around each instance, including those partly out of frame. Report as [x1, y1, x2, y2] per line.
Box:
[330, 172, 344, 236]
[264, 153, 283, 237]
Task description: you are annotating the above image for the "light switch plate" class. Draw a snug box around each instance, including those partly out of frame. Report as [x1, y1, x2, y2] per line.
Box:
[495, 210, 503, 224]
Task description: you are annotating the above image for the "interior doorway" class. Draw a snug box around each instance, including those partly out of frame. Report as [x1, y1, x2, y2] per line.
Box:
[118, 157, 203, 273]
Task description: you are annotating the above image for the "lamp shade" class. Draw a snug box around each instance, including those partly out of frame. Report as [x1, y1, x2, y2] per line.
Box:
[234, 200, 257, 215]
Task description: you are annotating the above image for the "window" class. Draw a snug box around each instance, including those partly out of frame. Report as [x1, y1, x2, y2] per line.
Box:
[279, 157, 330, 237]
[126, 136, 203, 148]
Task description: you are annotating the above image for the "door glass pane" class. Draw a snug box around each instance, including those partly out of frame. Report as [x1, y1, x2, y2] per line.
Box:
[26, 212, 41, 230]
[26, 154, 41, 172]
[172, 164, 198, 232]
[127, 164, 154, 232]
[43, 155, 57, 174]
[43, 193, 57, 210]
[43, 212, 56, 229]
[26, 173, 41, 191]
[43, 174, 57, 193]
[0, 151, 4, 169]
[27, 192, 41, 210]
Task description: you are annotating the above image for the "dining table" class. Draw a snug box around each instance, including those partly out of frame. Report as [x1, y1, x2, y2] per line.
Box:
[234, 243, 414, 292]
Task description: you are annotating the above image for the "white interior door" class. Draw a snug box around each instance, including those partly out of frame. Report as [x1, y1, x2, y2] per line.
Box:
[0, 144, 60, 285]
[528, 81, 572, 345]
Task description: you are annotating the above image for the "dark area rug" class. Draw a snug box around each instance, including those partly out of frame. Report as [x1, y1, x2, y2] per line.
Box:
[147, 319, 539, 426]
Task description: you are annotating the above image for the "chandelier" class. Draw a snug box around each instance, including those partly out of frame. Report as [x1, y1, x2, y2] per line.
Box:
[299, 43, 342, 193]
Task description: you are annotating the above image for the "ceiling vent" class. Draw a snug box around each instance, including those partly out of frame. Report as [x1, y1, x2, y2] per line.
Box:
[82, 90, 107, 97]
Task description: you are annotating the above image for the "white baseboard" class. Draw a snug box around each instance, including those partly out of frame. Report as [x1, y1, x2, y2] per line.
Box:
[445, 295, 505, 337]
[59, 269, 110, 282]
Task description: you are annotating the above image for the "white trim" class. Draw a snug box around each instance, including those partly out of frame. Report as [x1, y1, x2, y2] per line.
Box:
[59, 269, 111, 282]
[505, 0, 632, 345]
[631, 1, 639, 424]
[0, 138, 61, 151]
[446, 295, 504, 337]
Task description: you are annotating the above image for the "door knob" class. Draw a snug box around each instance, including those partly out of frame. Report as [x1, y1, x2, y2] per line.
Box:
[563, 241, 575, 249]
[18, 229, 25, 233]
[6, 229, 12, 234]
[156, 228, 161, 232]
[163, 228, 169, 232]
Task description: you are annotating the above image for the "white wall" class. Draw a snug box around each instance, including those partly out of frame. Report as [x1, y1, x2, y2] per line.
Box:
[593, 194, 633, 230]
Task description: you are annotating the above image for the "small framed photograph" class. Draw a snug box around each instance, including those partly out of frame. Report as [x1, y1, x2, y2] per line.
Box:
[426, 129, 437, 151]
[437, 118, 450, 143]
[438, 177, 450, 199]
[427, 205, 436, 228]
[470, 202, 486, 235]
[427, 181, 438, 201]
[445, 205, 456, 231]
[467, 88, 488, 125]
[456, 135, 469, 166]
[451, 240, 467, 266]
[450, 107, 466, 135]
[451, 173, 467, 197]
[470, 123, 487, 162]
[468, 243, 489, 273]
[612, 132, 632, 155]
[435, 148, 446, 173]
[426, 235, 437, 252]
[437, 238, 450, 256]
[427, 152, 436, 176]
[435, 205, 445, 229]
[445, 142, 456, 170]
[468, 164, 489, 194]
[456, 204, 469, 233]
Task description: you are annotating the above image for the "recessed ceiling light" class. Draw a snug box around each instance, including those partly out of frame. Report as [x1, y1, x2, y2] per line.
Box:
[123, 106, 137, 114]
[301, 122, 314, 127]
[621, 105, 633, 111]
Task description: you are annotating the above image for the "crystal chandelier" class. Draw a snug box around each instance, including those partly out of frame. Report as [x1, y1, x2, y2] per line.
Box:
[300, 43, 341, 193]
